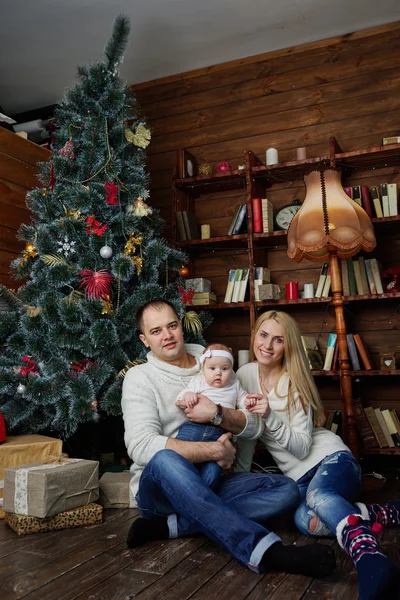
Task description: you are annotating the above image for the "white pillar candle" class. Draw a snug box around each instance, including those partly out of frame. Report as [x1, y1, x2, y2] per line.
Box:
[296, 147, 307, 160]
[303, 283, 315, 298]
[238, 350, 250, 368]
[266, 148, 279, 165]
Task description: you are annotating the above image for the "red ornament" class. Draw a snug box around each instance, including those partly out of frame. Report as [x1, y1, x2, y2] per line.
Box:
[0, 412, 6, 443]
[58, 140, 75, 160]
[49, 164, 56, 190]
[71, 359, 95, 373]
[381, 266, 400, 292]
[179, 266, 190, 278]
[85, 216, 107, 236]
[79, 269, 113, 299]
[105, 181, 119, 205]
[178, 286, 194, 305]
[20, 356, 39, 377]
[215, 161, 232, 173]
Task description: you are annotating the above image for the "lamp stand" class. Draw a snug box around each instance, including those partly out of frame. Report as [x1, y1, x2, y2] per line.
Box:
[328, 249, 359, 458]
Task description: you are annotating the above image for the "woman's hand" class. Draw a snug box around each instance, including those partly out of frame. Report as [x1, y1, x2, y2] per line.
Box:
[176, 393, 216, 422]
[245, 393, 270, 418]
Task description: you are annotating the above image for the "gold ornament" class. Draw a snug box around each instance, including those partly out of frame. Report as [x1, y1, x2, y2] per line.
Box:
[198, 162, 214, 176]
[123, 232, 142, 257]
[131, 256, 143, 275]
[21, 242, 38, 264]
[132, 197, 151, 217]
[179, 266, 190, 278]
[101, 294, 114, 315]
[82, 185, 89, 192]
[125, 124, 151, 149]
[183, 311, 203, 336]
[90, 399, 99, 412]
[63, 205, 84, 221]
[24, 305, 41, 317]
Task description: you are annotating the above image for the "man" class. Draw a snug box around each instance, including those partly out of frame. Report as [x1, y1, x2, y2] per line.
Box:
[121, 299, 335, 577]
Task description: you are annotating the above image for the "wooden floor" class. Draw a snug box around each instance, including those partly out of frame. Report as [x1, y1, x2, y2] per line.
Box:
[1, 479, 399, 600]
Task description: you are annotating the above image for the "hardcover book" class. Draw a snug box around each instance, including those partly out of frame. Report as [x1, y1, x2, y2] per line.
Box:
[315, 262, 329, 297]
[182, 211, 200, 240]
[323, 333, 337, 371]
[364, 259, 377, 294]
[364, 407, 387, 448]
[369, 186, 383, 218]
[252, 198, 263, 233]
[346, 333, 361, 371]
[224, 269, 236, 303]
[381, 410, 400, 447]
[231, 269, 243, 303]
[387, 183, 398, 216]
[301, 336, 324, 370]
[353, 333, 375, 370]
[347, 258, 357, 296]
[231, 205, 247, 235]
[352, 398, 378, 448]
[176, 211, 187, 241]
[380, 184, 390, 217]
[352, 185, 362, 206]
[340, 259, 350, 296]
[360, 185, 373, 218]
[227, 204, 243, 236]
[374, 409, 395, 447]
[358, 257, 370, 295]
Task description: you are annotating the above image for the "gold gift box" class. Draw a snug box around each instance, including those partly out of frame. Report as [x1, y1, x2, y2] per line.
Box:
[5, 502, 103, 536]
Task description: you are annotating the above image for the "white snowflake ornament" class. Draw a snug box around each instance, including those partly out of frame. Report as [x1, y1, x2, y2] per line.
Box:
[57, 236, 76, 258]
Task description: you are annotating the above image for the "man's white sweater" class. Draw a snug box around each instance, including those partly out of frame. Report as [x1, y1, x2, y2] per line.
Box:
[121, 344, 263, 506]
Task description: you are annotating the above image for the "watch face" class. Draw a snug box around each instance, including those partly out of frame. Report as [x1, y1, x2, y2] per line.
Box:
[275, 205, 300, 230]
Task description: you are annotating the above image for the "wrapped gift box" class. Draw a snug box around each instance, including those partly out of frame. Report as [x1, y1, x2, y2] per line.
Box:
[185, 278, 211, 293]
[3, 457, 99, 518]
[5, 502, 103, 536]
[258, 284, 282, 301]
[99, 471, 133, 508]
[0, 435, 63, 519]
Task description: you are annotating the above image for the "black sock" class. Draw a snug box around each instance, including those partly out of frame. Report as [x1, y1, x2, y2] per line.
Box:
[263, 541, 336, 578]
[126, 517, 169, 548]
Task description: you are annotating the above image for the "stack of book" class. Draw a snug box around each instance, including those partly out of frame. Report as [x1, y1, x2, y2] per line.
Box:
[340, 257, 384, 296]
[323, 332, 375, 372]
[315, 262, 331, 298]
[251, 198, 274, 233]
[344, 183, 398, 217]
[224, 268, 250, 303]
[176, 211, 200, 241]
[355, 400, 400, 449]
[227, 204, 247, 236]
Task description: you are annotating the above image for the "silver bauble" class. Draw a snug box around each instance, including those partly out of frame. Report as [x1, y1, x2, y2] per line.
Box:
[17, 383, 26, 395]
[100, 245, 113, 259]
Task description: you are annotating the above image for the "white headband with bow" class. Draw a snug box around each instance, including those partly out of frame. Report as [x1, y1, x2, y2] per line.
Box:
[199, 349, 234, 365]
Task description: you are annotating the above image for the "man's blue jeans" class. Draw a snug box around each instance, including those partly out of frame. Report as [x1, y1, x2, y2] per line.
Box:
[294, 451, 362, 537]
[136, 449, 300, 572]
[176, 422, 223, 489]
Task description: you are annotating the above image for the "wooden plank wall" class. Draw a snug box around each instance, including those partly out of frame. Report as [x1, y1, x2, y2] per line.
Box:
[0, 128, 50, 288]
[132, 21, 400, 409]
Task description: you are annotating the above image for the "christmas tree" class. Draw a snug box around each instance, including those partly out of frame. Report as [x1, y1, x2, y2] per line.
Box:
[0, 15, 210, 440]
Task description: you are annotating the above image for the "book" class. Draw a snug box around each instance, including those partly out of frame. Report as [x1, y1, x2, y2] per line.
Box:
[346, 333, 361, 371]
[182, 211, 199, 240]
[252, 198, 263, 233]
[254, 267, 271, 301]
[374, 408, 395, 447]
[358, 257, 370, 296]
[380, 183, 390, 217]
[360, 185, 373, 218]
[332, 340, 340, 371]
[227, 204, 243, 236]
[352, 398, 378, 448]
[347, 257, 357, 296]
[330, 410, 342, 436]
[364, 407, 387, 448]
[321, 268, 331, 297]
[364, 259, 377, 294]
[382, 136, 400, 145]
[231, 269, 243, 302]
[352, 185, 362, 206]
[323, 333, 337, 370]
[325, 410, 335, 431]
[352, 259, 364, 296]
[340, 259, 350, 296]
[223, 269, 236, 303]
[301, 336, 324, 370]
[353, 333, 375, 370]
[238, 268, 250, 302]
[176, 211, 187, 241]
[369, 186, 383, 218]
[261, 198, 274, 233]
[370, 258, 384, 294]
[231, 205, 247, 235]
[381, 409, 400, 447]
[343, 187, 353, 199]
[315, 262, 329, 297]
[387, 183, 398, 216]
[390, 410, 400, 436]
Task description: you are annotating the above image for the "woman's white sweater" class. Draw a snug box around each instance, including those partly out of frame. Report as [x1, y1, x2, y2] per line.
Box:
[235, 361, 349, 482]
[121, 345, 263, 505]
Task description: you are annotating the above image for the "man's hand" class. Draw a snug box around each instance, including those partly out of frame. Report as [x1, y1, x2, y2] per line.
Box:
[176, 393, 216, 422]
[215, 432, 236, 469]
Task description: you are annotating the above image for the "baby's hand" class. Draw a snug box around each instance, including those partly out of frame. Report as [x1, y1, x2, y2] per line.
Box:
[245, 394, 270, 418]
[183, 391, 198, 409]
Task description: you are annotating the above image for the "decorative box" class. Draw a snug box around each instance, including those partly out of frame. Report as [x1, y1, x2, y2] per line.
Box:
[3, 457, 99, 518]
[258, 284, 282, 301]
[185, 278, 211, 293]
[99, 471, 134, 508]
[5, 502, 103, 536]
[0, 434, 63, 519]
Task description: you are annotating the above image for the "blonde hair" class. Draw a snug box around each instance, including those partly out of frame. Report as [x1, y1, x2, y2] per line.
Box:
[249, 310, 325, 427]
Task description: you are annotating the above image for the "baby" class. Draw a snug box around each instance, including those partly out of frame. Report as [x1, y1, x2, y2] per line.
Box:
[176, 343, 268, 489]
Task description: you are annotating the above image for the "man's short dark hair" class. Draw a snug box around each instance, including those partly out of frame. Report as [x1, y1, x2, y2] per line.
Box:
[136, 298, 180, 333]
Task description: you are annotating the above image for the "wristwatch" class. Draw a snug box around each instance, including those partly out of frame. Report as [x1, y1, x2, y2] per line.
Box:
[210, 404, 224, 426]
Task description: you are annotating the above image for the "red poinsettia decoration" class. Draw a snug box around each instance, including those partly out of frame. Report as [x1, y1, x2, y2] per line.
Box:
[178, 286, 195, 305]
[79, 269, 113, 299]
[49, 164, 56, 190]
[105, 181, 119, 205]
[85, 216, 107, 236]
[0, 412, 6, 443]
[58, 140, 75, 160]
[381, 266, 400, 292]
[20, 356, 39, 377]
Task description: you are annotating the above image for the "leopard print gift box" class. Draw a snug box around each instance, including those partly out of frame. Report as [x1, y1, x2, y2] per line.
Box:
[5, 502, 103, 536]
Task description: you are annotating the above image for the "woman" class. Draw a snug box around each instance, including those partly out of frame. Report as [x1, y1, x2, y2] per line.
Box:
[235, 310, 400, 600]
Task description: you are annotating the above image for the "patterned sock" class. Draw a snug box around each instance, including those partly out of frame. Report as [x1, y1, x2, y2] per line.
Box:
[337, 514, 400, 600]
[357, 501, 400, 534]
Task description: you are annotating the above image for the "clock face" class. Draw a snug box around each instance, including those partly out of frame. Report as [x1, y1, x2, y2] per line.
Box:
[275, 204, 301, 230]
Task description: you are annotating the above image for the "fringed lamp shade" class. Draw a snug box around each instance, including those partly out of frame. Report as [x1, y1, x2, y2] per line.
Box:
[287, 168, 376, 263]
